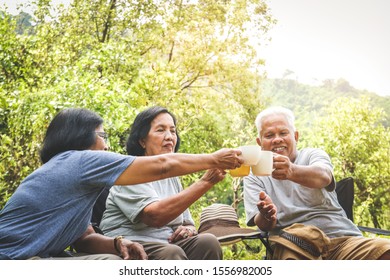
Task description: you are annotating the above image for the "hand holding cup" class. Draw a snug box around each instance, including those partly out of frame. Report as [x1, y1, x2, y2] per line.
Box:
[229, 145, 260, 177]
[212, 148, 243, 170]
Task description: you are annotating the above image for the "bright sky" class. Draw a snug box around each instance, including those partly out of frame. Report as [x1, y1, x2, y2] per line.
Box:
[2, 0, 390, 96]
[263, 0, 390, 96]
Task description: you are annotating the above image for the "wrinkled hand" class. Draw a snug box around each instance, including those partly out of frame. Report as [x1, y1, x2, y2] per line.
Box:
[118, 239, 148, 260]
[257, 191, 277, 223]
[212, 148, 243, 170]
[271, 154, 294, 180]
[200, 168, 226, 185]
[168, 225, 197, 243]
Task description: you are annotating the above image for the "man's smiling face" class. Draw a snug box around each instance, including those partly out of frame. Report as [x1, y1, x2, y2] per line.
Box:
[257, 114, 299, 162]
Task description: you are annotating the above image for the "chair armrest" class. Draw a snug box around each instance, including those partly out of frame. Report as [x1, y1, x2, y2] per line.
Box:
[358, 226, 390, 236]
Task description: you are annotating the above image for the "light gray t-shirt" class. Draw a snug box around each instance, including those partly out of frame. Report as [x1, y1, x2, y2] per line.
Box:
[100, 177, 194, 243]
[243, 148, 362, 238]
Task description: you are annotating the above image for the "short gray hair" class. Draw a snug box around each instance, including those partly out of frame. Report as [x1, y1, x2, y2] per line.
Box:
[255, 106, 296, 135]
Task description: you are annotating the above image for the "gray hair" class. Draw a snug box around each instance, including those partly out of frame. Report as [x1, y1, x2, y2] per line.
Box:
[255, 106, 296, 135]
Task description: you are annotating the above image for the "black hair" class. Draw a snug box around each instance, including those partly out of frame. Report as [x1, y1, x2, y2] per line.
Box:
[126, 106, 181, 156]
[40, 108, 103, 163]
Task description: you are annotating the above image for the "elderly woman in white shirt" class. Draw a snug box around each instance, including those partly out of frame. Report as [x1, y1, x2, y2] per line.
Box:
[100, 106, 226, 260]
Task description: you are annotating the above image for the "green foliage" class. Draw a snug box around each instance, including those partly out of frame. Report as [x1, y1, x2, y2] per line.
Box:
[1, 1, 389, 261]
[0, 0, 272, 212]
[222, 239, 266, 260]
[309, 97, 390, 230]
[262, 78, 390, 129]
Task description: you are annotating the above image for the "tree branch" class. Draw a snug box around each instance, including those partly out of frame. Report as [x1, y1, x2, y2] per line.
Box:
[100, 0, 117, 43]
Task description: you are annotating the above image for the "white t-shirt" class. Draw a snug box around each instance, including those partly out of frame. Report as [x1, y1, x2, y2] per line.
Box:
[100, 177, 194, 243]
[243, 148, 362, 238]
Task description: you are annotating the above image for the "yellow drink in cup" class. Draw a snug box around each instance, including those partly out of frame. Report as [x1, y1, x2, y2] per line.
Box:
[229, 165, 250, 177]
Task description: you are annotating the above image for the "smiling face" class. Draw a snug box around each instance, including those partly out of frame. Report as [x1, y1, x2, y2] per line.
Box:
[140, 113, 177, 156]
[257, 114, 299, 162]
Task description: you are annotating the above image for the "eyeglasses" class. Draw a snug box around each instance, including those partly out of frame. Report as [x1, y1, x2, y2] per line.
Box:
[95, 131, 109, 142]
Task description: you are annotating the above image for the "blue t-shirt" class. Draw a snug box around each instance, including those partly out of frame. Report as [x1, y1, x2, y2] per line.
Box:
[0, 150, 134, 259]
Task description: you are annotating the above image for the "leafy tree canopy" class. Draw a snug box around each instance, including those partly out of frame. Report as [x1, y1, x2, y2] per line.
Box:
[0, 1, 388, 260]
[0, 0, 274, 208]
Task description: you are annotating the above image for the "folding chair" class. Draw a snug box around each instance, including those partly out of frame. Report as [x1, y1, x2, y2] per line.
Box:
[335, 177, 390, 236]
[198, 177, 390, 260]
[91, 185, 111, 234]
[198, 203, 273, 257]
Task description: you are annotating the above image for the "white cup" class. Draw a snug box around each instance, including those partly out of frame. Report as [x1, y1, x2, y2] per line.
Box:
[251, 151, 273, 176]
[239, 145, 261, 165]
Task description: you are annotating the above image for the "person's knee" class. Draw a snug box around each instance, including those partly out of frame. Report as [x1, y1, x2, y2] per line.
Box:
[94, 254, 123, 260]
[196, 233, 222, 260]
[197, 233, 220, 247]
[159, 244, 187, 260]
[271, 244, 308, 260]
